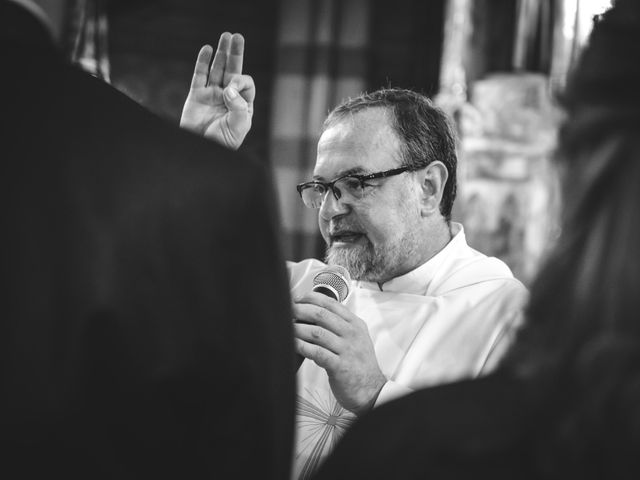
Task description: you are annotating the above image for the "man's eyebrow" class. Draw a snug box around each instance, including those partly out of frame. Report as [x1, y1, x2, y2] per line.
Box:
[312, 167, 367, 181]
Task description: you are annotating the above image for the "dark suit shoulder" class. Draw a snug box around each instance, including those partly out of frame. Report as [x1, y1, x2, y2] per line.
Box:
[315, 374, 544, 480]
[2, 44, 262, 176]
[2, 48, 271, 229]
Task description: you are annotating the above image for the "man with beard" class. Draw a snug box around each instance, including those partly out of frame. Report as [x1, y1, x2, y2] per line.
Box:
[287, 90, 526, 479]
[182, 49, 527, 479]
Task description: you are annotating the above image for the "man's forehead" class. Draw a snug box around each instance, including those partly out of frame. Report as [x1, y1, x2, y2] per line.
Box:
[325, 107, 393, 140]
[314, 108, 400, 178]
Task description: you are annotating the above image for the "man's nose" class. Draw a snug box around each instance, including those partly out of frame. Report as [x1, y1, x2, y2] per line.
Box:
[319, 188, 350, 220]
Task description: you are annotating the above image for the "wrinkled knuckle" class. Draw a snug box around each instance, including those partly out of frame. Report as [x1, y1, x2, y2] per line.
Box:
[316, 348, 329, 364]
[311, 308, 327, 324]
[311, 327, 324, 340]
[306, 344, 320, 362]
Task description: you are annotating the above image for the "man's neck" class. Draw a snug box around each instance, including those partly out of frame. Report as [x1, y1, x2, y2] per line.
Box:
[416, 217, 454, 266]
[374, 218, 453, 286]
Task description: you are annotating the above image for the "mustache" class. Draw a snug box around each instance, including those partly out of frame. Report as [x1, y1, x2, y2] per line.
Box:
[328, 221, 366, 236]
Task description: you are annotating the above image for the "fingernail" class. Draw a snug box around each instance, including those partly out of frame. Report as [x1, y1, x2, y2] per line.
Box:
[226, 87, 238, 99]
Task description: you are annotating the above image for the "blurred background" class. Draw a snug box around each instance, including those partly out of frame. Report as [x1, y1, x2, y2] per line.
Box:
[68, 0, 612, 284]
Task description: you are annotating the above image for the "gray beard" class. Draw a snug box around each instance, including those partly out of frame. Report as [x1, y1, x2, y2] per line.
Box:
[325, 239, 397, 282]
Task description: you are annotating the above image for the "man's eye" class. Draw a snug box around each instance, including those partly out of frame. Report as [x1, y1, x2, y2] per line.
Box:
[341, 177, 363, 191]
[310, 183, 326, 194]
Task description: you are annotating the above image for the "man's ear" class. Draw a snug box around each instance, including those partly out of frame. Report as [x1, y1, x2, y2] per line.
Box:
[418, 161, 448, 217]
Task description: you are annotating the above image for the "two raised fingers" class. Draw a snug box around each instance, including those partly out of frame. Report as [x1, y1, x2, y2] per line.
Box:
[190, 32, 245, 89]
[209, 32, 244, 87]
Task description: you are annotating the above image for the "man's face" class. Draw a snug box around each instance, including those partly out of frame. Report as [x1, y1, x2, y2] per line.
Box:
[314, 108, 425, 283]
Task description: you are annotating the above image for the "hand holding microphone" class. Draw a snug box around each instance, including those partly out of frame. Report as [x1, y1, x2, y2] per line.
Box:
[293, 265, 387, 416]
[294, 266, 350, 369]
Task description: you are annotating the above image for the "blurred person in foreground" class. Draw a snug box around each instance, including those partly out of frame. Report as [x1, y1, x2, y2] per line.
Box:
[0, 1, 294, 478]
[182, 36, 528, 479]
[311, 1, 640, 478]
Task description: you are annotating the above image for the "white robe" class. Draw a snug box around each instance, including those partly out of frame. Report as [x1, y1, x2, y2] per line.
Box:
[288, 223, 528, 479]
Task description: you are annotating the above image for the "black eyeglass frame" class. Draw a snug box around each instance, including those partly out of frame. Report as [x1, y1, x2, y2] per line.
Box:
[296, 166, 414, 205]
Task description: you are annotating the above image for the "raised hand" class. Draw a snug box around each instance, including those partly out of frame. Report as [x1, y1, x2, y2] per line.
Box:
[293, 292, 388, 416]
[180, 32, 255, 150]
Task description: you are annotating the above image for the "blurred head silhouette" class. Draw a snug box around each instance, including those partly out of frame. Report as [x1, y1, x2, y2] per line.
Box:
[509, 0, 640, 375]
[504, 1, 640, 474]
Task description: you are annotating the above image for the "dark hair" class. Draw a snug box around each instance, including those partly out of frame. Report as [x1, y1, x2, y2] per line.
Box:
[503, 0, 640, 474]
[323, 88, 458, 222]
[506, 0, 640, 381]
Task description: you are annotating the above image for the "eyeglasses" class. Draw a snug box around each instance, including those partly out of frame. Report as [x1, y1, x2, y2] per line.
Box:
[296, 166, 413, 209]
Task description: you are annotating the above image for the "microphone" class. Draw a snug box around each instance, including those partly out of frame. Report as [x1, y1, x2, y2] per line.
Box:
[295, 265, 351, 370]
[312, 265, 351, 302]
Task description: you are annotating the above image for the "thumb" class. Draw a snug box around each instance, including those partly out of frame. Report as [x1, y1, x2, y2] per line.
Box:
[223, 86, 252, 140]
[223, 85, 248, 113]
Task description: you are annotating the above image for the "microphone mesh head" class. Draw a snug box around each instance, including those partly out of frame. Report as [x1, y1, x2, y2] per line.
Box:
[312, 265, 351, 303]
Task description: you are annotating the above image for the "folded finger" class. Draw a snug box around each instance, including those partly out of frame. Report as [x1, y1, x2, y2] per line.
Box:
[295, 338, 339, 370]
[227, 74, 256, 104]
[295, 291, 357, 324]
[292, 302, 347, 336]
[294, 323, 342, 355]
